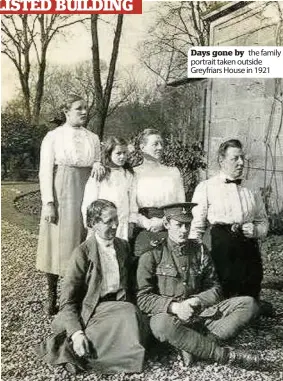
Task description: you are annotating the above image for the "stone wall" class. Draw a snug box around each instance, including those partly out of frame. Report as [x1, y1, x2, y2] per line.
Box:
[203, 1, 283, 213]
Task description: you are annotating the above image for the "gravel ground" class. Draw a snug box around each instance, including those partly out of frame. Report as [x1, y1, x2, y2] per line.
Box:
[261, 235, 283, 287]
[14, 190, 41, 218]
[2, 219, 283, 381]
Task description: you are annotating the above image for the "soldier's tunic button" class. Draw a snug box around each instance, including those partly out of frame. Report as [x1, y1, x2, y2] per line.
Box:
[181, 266, 186, 271]
[183, 281, 187, 285]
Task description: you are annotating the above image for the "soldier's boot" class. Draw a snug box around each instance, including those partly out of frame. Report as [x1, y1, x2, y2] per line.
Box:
[259, 300, 276, 318]
[45, 273, 59, 316]
[221, 348, 261, 369]
[150, 313, 262, 370]
[181, 351, 194, 366]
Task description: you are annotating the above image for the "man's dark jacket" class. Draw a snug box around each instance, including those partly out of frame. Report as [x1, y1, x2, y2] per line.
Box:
[136, 238, 222, 316]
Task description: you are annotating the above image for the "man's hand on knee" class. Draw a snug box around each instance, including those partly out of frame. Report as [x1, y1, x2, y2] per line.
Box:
[72, 330, 91, 357]
[169, 297, 201, 323]
[186, 297, 202, 311]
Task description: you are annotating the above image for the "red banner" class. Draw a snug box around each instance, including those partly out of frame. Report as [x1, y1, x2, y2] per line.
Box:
[0, 0, 142, 14]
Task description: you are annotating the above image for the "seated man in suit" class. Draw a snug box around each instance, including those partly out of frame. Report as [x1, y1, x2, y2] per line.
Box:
[136, 202, 261, 369]
[39, 199, 145, 375]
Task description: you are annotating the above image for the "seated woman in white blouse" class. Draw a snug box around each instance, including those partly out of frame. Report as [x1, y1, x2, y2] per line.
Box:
[81, 137, 134, 241]
[36, 94, 104, 315]
[130, 129, 186, 256]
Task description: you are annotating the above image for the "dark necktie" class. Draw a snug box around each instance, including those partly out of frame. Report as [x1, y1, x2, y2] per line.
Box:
[225, 178, 242, 185]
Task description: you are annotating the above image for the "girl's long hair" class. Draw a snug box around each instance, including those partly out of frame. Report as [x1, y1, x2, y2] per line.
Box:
[101, 136, 133, 181]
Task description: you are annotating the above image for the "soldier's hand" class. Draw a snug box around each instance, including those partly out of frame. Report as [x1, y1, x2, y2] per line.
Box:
[72, 331, 91, 357]
[170, 301, 195, 323]
[242, 222, 256, 238]
[185, 297, 202, 312]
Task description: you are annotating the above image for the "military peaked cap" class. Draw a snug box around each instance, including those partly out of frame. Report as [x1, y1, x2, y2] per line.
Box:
[160, 202, 197, 223]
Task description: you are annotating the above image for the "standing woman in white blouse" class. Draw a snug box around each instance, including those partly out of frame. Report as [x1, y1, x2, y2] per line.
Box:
[130, 129, 186, 256]
[81, 136, 134, 241]
[36, 95, 103, 315]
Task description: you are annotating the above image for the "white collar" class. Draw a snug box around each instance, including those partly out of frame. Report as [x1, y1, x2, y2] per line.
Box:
[62, 122, 84, 130]
[95, 233, 114, 248]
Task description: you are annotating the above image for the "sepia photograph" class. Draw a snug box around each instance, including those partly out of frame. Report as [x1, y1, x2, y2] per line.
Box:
[1, 1, 283, 380]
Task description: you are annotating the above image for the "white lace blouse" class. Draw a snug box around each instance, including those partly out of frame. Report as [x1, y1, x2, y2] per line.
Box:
[82, 168, 133, 240]
[39, 124, 100, 204]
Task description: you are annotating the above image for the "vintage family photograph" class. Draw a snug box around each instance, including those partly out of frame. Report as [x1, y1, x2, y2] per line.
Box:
[1, 1, 283, 380]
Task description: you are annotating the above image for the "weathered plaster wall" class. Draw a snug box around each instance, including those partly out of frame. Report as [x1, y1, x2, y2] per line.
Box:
[204, 1, 283, 213]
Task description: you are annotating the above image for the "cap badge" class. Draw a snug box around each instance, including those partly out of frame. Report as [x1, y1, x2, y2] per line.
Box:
[150, 240, 159, 247]
[182, 208, 187, 215]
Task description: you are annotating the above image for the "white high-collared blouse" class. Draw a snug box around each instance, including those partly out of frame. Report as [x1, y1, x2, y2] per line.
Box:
[130, 161, 185, 228]
[95, 234, 121, 298]
[39, 123, 100, 204]
[189, 172, 268, 240]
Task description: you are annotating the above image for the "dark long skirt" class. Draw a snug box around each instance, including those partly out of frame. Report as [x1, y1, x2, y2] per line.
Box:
[210, 225, 263, 298]
[38, 302, 145, 374]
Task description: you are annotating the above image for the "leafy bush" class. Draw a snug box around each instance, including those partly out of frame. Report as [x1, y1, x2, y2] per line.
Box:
[268, 210, 283, 235]
[1, 112, 48, 180]
[128, 134, 206, 201]
[163, 138, 207, 200]
[260, 185, 283, 235]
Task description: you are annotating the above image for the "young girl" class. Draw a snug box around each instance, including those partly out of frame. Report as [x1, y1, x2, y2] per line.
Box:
[82, 137, 134, 240]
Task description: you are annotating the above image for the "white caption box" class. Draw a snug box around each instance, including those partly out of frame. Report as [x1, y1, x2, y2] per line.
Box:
[187, 46, 283, 78]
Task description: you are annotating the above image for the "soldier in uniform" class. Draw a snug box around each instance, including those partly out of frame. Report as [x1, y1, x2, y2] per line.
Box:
[136, 202, 261, 369]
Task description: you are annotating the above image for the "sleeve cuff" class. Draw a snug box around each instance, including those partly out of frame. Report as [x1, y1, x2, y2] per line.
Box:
[162, 297, 175, 313]
[71, 330, 84, 342]
[66, 321, 84, 338]
[196, 290, 222, 308]
[254, 225, 267, 239]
